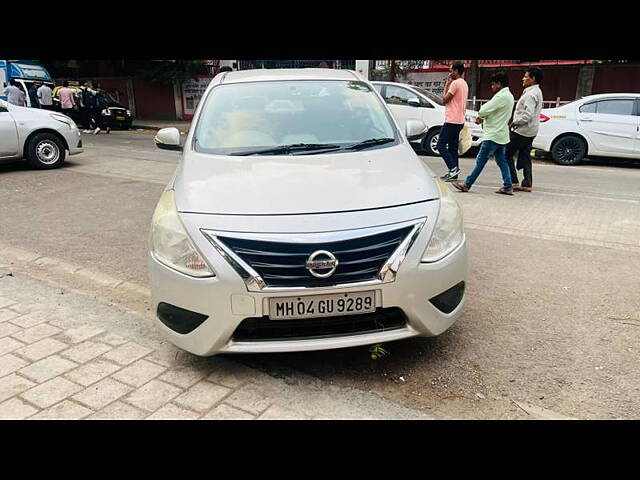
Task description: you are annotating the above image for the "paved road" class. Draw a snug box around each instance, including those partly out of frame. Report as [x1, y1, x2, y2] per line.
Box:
[2, 130, 639, 419]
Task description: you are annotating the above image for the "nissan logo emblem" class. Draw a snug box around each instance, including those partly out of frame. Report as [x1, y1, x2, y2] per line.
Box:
[305, 250, 338, 278]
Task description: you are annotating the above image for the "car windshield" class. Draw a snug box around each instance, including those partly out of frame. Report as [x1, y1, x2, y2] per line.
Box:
[412, 86, 444, 106]
[194, 80, 399, 155]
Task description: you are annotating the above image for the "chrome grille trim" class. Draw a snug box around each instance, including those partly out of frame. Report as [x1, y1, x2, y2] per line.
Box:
[201, 217, 426, 292]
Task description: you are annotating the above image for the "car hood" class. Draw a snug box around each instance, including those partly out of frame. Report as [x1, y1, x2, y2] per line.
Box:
[9, 104, 53, 117]
[174, 143, 439, 215]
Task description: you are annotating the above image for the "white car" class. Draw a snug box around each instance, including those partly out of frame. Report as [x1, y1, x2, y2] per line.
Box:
[0, 98, 83, 168]
[148, 68, 467, 356]
[372, 81, 483, 156]
[533, 93, 640, 165]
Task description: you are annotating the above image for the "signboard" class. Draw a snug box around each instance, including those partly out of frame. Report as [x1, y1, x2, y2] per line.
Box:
[355, 60, 369, 80]
[400, 71, 450, 96]
[180, 76, 214, 120]
[8, 62, 52, 82]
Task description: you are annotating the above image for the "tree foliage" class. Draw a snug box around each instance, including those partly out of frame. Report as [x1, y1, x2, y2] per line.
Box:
[133, 60, 211, 84]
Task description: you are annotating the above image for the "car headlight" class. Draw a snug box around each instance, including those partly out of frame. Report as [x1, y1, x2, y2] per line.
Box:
[102, 109, 111, 116]
[150, 189, 215, 277]
[126, 109, 131, 116]
[50, 113, 77, 129]
[422, 178, 465, 263]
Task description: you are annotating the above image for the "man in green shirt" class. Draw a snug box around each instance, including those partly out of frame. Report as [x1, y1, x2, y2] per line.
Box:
[453, 72, 515, 195]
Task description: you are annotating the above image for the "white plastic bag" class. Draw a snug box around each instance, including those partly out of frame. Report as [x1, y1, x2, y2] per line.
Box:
[458, 123, 472, 156]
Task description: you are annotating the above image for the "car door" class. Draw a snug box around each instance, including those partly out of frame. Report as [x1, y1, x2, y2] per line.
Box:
[381, 84, 424, 131]
[577, 98, 637, 155]
[0, 102, 19, 158]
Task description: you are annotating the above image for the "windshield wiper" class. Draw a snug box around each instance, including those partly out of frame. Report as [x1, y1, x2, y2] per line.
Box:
[229, 143, 341, 156]
[342, 138, 396, 151]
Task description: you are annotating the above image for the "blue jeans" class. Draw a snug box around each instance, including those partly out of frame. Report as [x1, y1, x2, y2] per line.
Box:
[436, 123, 464, 170]
[464, 140, 512, 190]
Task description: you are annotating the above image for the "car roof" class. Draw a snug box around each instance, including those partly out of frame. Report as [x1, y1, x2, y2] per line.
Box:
[371, 81, 415, 88]
[580, 93, 640, 101]
[219, 68, 361, 84]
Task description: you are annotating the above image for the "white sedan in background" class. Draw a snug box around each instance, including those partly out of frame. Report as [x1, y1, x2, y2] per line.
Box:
[372, 81, 483, 156]
[0, 98, 83, 168]
[533, 93, 640, 165]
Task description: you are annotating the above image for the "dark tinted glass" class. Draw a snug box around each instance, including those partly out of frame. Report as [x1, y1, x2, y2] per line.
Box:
[595, 99, 634, 116]
[384, 85, 420, 106]
[579, 102, 596, 113]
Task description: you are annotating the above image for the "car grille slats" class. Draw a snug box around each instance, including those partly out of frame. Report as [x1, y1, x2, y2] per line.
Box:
[216, 226, 413, 288]
[233, 307, 408, 341]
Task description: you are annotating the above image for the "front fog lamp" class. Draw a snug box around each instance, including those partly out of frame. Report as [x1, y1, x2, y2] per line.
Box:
[150, 190, 215, 277]
[422, 178, 465, 263]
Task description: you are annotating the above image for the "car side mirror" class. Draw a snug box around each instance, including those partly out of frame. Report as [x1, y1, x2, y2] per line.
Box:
[407, 98, 421, 107]
[155, 128, 182, 151]
[405, 120, 427, 141]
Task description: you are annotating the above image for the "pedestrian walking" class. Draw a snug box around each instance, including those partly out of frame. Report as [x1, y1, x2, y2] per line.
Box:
[92, 87, 111, 134]
[57, 80, 76, 117]
[37, 83, 54, 110]
[78, 80, 96, 131]
[453, 72, 515, 195]
[28, 83, 40, 108]
[506, 68, 544, 192]
[3, 80, 26, 106]
[438, 61, 469, 182]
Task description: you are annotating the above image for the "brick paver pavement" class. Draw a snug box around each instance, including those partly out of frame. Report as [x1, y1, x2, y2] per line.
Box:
[0, 274, 428, 419]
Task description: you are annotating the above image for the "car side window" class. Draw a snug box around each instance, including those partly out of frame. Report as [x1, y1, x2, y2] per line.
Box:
[384, 85, 420, 107]
[373, 84, 384, 94]
[579, 102, 596, 114]
[593, 99, 635, 116]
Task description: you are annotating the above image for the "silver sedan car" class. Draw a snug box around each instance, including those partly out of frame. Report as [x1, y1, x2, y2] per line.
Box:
[0, 99, 83, 169]
[149, 69, 467, 356]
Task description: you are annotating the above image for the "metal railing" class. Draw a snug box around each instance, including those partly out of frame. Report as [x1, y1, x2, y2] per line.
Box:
[467, 96, 571, 111]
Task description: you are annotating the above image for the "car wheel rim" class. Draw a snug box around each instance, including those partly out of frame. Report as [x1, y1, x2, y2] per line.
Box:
[36, 141, 60, 165]
[556, 139, 581, 162]
[430, 134, 439, 153]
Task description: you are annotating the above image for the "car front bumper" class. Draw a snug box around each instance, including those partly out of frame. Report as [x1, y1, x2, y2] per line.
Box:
[532, 129, 555, 152]
[102, 114, 133, 129]
[149, 210, 467, 356]
[62, 127, 83, 156]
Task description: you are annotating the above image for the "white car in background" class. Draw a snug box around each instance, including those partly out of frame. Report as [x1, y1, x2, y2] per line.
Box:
[533, 93, 640, 165]
[0, 98, 83, 168]
[372, 81, 483, 156]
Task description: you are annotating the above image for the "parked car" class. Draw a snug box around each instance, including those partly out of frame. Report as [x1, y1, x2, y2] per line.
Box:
[533, 93, 640, 165]
[0, 98, 82, 169]
[51, 86, 133, 130]
[101, 102, 133, 130]
[372, 81, 483, 156]
[149, 68, 468, 356]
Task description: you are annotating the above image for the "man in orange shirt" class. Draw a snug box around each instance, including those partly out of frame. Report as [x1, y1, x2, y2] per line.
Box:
[438, 62, 469, 182]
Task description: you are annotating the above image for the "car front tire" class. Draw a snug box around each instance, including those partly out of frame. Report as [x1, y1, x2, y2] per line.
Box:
[551, 135, 586, 166]
[25, 133, 66, 169]
[421, 128, 440, 156]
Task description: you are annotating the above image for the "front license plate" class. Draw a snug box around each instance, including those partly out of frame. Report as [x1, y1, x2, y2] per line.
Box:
[116, 116, 125, 121]
[269, 291, 376, 320]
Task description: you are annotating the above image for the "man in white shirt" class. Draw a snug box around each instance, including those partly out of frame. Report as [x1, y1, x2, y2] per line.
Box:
[3, 80, 26, 106]
[506, 68, 544, 192]
[37, 83, 54, 110]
